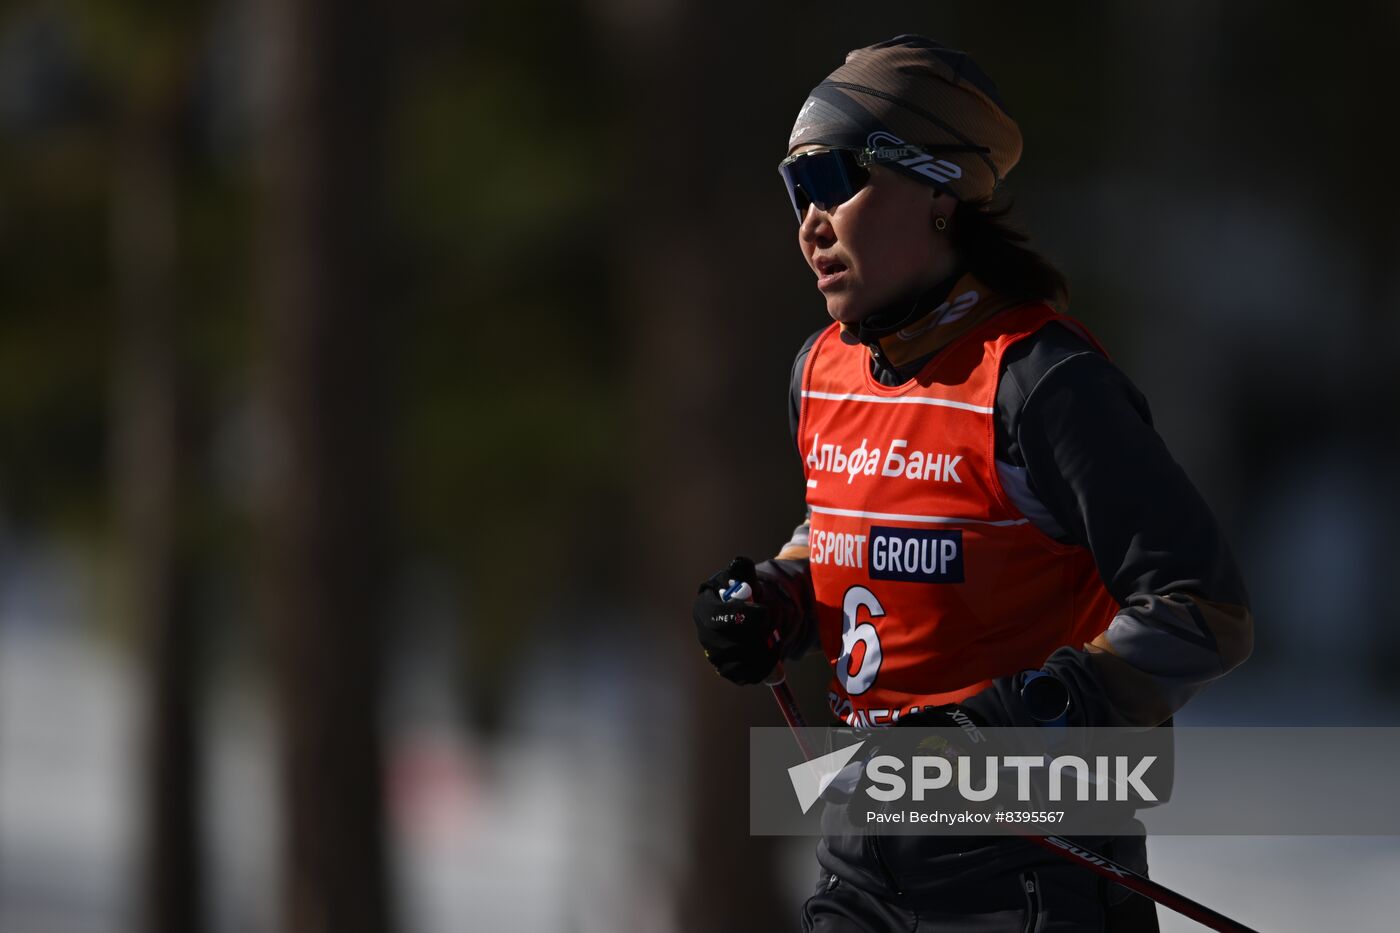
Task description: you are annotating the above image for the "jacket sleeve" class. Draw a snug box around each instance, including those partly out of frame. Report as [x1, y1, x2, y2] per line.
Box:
[757, 524, 818, 660]
[961, 347, 1254, 729]
[758, 328, 830, 660]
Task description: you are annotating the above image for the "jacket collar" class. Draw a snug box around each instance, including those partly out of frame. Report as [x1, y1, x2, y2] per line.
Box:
[839, 272, 1014, 373]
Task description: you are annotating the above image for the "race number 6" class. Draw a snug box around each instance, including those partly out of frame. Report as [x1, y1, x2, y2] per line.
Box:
[839, 585, 884, 695]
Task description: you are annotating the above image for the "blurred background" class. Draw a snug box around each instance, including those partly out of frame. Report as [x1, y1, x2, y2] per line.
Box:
[1, 1, 1397, 931]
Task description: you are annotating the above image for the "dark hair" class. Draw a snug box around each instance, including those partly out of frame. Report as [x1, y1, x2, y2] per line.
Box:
[951, 199, 1069, 309]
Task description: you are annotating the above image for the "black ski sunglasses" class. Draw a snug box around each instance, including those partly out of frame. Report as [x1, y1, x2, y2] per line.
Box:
[777, 143, 988, 224]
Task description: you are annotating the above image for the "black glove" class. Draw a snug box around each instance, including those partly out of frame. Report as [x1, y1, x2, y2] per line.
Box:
[884, 704, 989, 798]
[894, 702, 987, 739]
[693, 556, 785, 685]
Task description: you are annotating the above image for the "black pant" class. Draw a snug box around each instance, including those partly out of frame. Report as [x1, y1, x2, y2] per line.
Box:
[802, 845, 1160, 932]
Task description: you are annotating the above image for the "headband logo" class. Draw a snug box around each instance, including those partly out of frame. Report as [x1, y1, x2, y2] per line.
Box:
[867, 131, 963, 185]
[788, 98, 823, 147]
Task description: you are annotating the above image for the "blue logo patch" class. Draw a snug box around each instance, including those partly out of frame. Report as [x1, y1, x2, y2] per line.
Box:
[867, 526, 964, 583]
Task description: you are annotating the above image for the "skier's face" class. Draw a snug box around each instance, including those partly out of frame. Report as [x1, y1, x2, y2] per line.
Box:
[793, 145, 960, 325]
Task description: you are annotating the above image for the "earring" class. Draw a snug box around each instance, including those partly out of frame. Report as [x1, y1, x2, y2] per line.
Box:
[934, 215, 947, 231]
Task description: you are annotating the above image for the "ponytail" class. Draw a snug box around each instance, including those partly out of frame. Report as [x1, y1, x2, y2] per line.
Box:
[951, 199, 1069, 309]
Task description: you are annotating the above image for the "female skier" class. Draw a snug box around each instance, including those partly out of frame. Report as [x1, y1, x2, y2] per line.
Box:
[691, 35, 1253, 932]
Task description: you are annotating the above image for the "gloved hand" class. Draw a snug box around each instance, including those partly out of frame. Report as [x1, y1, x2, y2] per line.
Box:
[693, 556, 785, 685]
[890, 704, 988, 792]
[893, 702, 987, 737]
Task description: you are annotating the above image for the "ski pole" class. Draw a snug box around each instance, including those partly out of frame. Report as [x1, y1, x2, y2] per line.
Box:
[762, 669, 815, 761]
[759, 673, 1262, 933]
[1019, 834, 1261, 933]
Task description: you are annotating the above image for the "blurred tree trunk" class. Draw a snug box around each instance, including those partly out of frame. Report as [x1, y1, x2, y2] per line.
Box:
[597, 4, 796, 930]
[254, 0, 396, 931]
[112, 81, 203, 933]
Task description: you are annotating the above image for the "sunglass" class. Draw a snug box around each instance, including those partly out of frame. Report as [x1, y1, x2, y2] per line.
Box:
[777, 143, 989, 224]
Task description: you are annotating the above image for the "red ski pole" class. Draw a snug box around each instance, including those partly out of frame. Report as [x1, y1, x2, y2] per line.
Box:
[763, 670, 816, 761]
